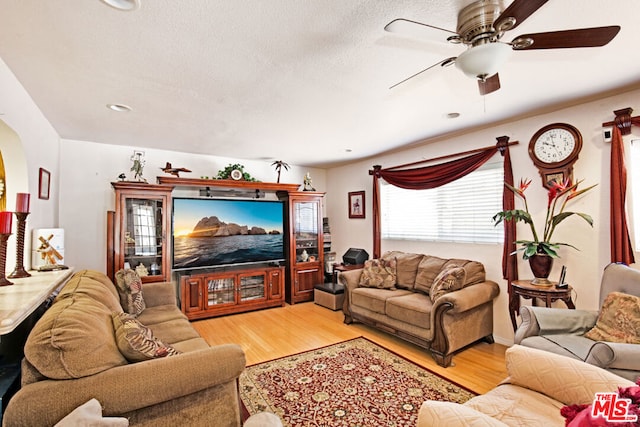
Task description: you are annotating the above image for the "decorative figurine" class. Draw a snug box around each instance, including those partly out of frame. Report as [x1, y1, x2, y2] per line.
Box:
[135, 263, 149, 277]
[130, 151, 147, 182]
[271, 160, 290, 183]
[117, 173, 126, 181]
[161, 162, 192, 177]
[303, 172, 315, 191]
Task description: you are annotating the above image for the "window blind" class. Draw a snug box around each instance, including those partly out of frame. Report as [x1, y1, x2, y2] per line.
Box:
[381, 161, 504, 244]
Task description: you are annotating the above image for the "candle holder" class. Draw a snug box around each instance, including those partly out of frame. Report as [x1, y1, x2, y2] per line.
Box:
[0, 233, 13, 286]
[8, 212, 31, 278]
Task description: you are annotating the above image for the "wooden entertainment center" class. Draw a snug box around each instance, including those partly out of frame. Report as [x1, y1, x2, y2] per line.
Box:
[107, 177, 325, 320]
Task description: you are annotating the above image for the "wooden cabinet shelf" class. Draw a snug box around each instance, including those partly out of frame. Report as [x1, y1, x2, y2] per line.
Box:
[180, 266, 285, 320]
[156, 176, 300, 193]
[278, 191, 325, 304]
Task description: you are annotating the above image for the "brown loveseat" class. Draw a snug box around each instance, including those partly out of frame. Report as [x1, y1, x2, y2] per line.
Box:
[340, 251, 500, 367]
[3, 270, 245, 427]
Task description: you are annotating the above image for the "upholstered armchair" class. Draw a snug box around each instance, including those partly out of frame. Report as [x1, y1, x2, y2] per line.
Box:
[515, 262, 640, 382]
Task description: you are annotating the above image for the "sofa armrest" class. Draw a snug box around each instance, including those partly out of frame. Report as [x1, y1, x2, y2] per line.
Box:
[432, 281, 500, 314]
[418, 401, 509, 427]
[4, 344, 245, 426]
[514, 306, 598, 344]
[338, 268, 363, 291]
[141, 281, 177, 307]
[586, 341, 640, 372]
[504, 345, 635, 406]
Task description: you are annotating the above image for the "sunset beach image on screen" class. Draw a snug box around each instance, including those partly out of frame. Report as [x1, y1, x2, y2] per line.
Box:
[172, 198, 285, 270]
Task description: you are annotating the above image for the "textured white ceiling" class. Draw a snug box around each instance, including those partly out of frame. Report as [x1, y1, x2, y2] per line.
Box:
[0, 0, 639, 167]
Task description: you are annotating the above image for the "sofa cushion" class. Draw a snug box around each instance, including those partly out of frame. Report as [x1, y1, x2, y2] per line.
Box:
[385, 293, 431, 329]
[351, 287, 412, 314]
[115, 269, 146, 316]
[447, 259, 486, 286]
[112, 312, 181, 362]
[414, 256, 448, 295]
[359, 258, 397, 289]
[25, 276, 128, 379]
[430, 266, 467, 302]
[55, 269, 122, 311]
[583, 292, 640, 344]
[382, 251, 423, 289]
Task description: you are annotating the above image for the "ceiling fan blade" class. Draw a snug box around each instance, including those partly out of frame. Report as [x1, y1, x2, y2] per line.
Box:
[512, 26, 621, 50]
[494, 0, 549, 32]
[478, 74, 501, 95]
[384, 18, 457, 39]
[389, 57, 456, 89]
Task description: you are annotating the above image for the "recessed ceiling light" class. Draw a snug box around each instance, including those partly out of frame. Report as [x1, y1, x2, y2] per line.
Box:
[345, 149, 352, 153]
[107, 104, 132, 112]
[447, 112, 461, 119]
[99, 0, 140, 11]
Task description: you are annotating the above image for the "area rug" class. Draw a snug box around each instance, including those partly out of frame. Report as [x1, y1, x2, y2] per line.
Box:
[239, 337, 476, 426]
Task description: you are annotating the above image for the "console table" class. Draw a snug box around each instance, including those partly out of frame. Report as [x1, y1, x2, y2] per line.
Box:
[509, 279, 575, 331]
[0, 269, 74, 335]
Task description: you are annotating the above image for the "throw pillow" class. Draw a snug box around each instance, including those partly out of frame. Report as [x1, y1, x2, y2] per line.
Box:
[112, 312, 181, 362]
[114, 268, 146, 316]
[414, 256, 448, 295]
[584, 292, 640, 344]
[358, 258, 397, 289]
[429, 266, 467, 302]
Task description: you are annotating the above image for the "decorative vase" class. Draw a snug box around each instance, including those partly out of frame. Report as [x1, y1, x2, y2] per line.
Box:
[529, 254, 554, 286]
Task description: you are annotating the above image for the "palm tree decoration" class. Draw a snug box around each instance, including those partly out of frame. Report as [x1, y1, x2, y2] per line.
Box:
[271, 160, 290, 183]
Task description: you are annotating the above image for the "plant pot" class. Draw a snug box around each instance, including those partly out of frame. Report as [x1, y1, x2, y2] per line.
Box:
[528, 254, 554, 286]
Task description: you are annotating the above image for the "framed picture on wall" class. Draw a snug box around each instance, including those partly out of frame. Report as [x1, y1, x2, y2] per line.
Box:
[348, 191, 365, 219]
[39, 168, 50, 200]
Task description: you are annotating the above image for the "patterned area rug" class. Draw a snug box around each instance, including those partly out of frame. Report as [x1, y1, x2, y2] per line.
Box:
[240, 337, 476, 426]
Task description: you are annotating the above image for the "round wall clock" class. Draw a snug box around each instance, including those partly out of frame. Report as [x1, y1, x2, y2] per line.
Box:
[230, 169, 243, 180]
[528, 123, 583, 189]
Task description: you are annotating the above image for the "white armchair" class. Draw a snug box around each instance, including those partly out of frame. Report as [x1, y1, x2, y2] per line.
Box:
[515, 263, 640, 382]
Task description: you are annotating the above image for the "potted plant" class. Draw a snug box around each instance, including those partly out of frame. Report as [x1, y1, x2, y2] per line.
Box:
[493, 178, 596, 284]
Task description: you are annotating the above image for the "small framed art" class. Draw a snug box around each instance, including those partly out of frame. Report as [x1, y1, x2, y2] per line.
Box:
[348, 191, 365, 219]
[39, 168, 50, 200]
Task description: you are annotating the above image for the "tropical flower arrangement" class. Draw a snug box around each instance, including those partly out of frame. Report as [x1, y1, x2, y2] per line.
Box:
[493, 178, 597, 260]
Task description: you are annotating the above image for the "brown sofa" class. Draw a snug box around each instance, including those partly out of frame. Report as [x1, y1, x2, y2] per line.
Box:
[3, 270, 246, 427]
[340, 251, 500, 367]
[418, 345, 637, 426]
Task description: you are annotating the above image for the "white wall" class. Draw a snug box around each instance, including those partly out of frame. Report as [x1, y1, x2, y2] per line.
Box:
[326, 88, 640, 346]
[0, 57, 61, 271]
[58, 139, 327, 272]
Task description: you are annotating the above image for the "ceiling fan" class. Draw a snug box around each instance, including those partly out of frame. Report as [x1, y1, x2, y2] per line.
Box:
[385, 0, 620, 94]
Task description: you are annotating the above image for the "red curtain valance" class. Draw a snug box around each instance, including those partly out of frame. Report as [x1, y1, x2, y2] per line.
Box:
[369, 138, 518, 282]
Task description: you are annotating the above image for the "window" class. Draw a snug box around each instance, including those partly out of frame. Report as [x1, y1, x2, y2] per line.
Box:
[630, 139, 640, 249]
[380, 161, 504, 244]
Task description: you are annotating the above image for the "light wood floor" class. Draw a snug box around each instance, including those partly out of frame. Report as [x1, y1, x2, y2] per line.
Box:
[192, 302, 508, 395]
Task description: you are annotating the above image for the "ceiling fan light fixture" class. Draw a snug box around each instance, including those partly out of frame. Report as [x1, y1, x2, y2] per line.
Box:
[99, 0, 140, 11]
[455, 42, 511, 79]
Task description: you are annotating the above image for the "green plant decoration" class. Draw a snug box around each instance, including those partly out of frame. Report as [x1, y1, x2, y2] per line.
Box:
[215, 163, 259, 182]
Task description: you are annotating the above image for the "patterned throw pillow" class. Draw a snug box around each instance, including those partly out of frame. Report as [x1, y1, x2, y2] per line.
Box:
[112, 312, 181, 362]
[358, 258, 397, 289]
[114, 269, 146, 316]
[584, 292, 640, 343]
[429, 266, 467, 302]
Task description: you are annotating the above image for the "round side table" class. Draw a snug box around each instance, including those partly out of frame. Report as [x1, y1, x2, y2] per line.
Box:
[509, 280, 575, 331]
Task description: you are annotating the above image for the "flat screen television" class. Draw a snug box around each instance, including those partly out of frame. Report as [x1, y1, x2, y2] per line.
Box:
[172, 198, 285, 270]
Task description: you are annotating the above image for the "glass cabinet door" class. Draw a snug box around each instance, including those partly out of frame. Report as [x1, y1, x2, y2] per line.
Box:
[239, 274, 266, 302]
[123, 198, 164, 278]
[206, 276, 236, 306]
[293, 201, 319, 263]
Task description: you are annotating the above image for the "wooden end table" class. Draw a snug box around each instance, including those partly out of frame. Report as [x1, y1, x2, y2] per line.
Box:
[509, 279, 575, 331]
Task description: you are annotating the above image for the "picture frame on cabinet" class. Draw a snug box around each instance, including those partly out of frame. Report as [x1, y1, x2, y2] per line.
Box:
[38, 168, 50, 200]
[348, 191, 365, 219]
